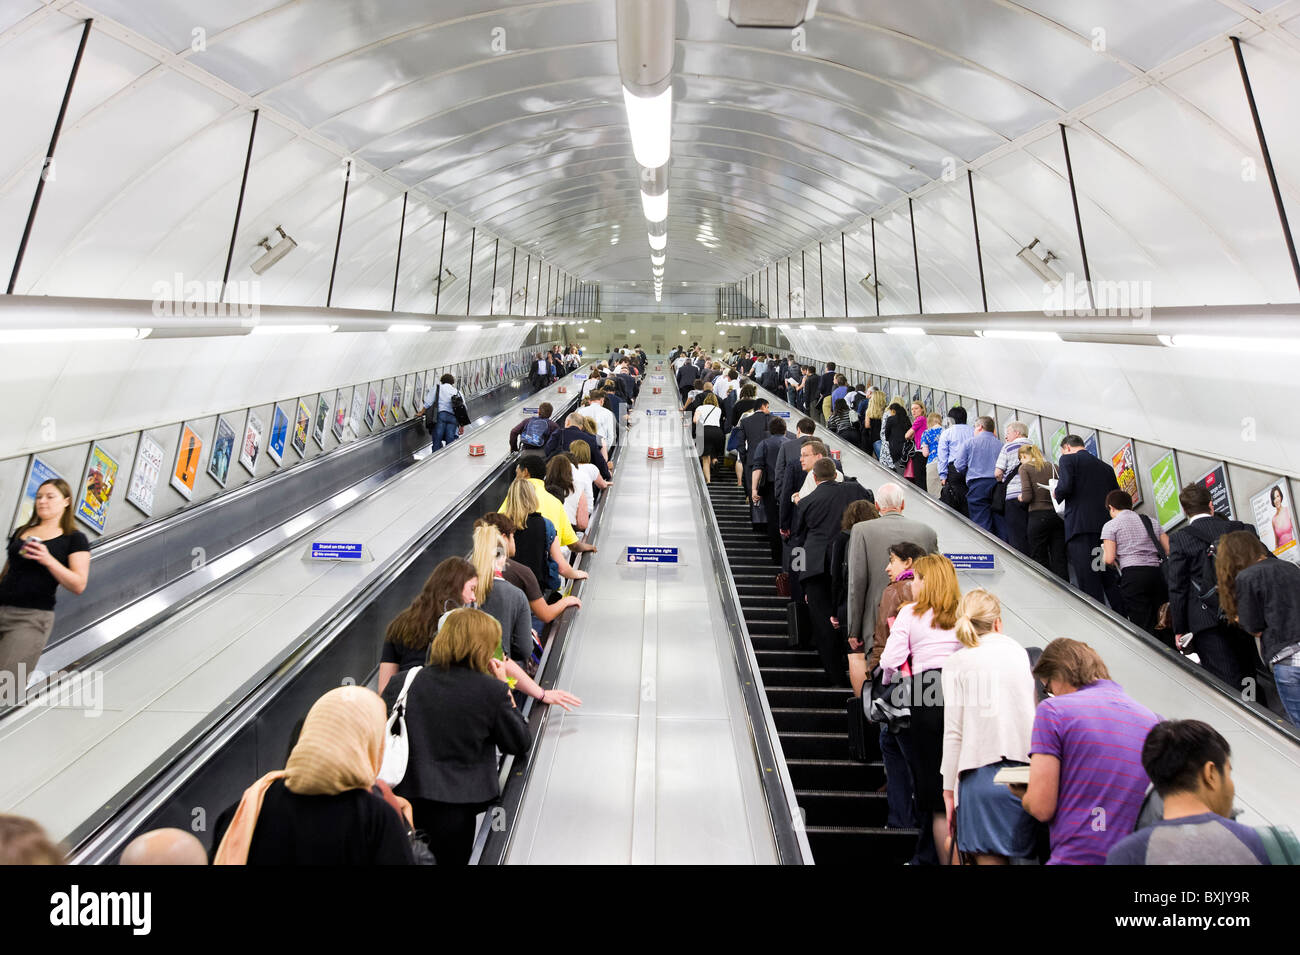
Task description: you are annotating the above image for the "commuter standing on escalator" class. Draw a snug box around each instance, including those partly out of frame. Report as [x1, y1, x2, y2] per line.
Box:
[423, 374, 466, 450]
[0, 478, 90, 698]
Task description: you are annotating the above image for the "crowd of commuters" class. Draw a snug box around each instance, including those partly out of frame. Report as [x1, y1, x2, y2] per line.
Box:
[710, 349, 1300, 865]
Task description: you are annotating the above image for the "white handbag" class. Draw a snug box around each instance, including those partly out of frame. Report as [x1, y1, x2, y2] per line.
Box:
[378, 667, 421, 786]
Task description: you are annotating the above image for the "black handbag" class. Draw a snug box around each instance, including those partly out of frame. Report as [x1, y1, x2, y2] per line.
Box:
[991, 463, 1021, 515]
[866, 665, 912, 730]
[450, 392, 471, 427]
[785, 600, 801, 649]
[846, 694, 871, 761]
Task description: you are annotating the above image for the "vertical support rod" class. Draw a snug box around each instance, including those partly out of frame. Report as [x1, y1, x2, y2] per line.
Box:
[434, 211, 448, 312]
[390, 192, 407, 312]
[465, 227, 476, 316]
[9, 17, 94, 296]
[967, 170, 988, 312]
[219, 109, 259, 304]
[787, 257, 792, 317]
[489, 238, 499, 315]
[508, 247, 517, 314]
[908, 197, 922, 314]
[870, 218, 879, 316]
[800, 250, 807, 317]
[1059, 123, 1095, 309]
[841, 232, 849, 318]
[326, 159, 352, 307]
[1231, 36, 1300, 292]
[534, 258, 542, 316]
[818, 241, 824, 318]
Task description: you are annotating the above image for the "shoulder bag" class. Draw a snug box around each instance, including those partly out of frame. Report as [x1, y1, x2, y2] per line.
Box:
[378, 666, 422, 786]
[991, 462, 1021, 515]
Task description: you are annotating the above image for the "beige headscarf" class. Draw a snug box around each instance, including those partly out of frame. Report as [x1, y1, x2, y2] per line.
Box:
[213, 686, 390, 865]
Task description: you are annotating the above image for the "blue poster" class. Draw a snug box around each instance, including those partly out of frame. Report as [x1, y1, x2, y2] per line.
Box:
[1084, 432, 1099, 457]
[267, 405, 289, 465]
[13, 456, 62, 532]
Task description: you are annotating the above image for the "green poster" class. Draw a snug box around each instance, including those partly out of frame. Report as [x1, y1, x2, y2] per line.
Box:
[1048, 424, 1068, 463]
[1149, 451, 1183, 530]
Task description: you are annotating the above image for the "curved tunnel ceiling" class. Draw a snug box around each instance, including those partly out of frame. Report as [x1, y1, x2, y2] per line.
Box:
[0, 0, 1297, 314]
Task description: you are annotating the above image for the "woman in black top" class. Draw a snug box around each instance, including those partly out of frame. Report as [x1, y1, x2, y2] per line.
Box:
[381, 608, 530, 864]
[0, 478, 90, 694]
[212, 685, 414, 865]
[883, 403, 908, 470]
[730, 383, 761, 428]
[378, 557, 476, 694]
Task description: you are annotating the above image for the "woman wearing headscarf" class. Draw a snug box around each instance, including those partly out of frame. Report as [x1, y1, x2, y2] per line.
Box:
[211, 686, 415, 865]
[381, 608, 531, 864]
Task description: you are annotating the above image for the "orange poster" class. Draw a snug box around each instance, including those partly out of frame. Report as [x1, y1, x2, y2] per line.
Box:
[170, 424, 203, 500]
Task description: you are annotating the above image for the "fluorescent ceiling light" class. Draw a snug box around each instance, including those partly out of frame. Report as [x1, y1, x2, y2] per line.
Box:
[497, 322, 515, 328]
[457, 324, 479, 332]
[832, 325, 857, 334]
[1016, 239, 1061, 283]
[629, 328, 636, 333]
[975, 329, 1062, 342]
[249, 324, 337, 336]
[883, 326, 925, 336]
[652, 267, 664, 276]
[648, 232, 667, 251]
[651, 252, 665, 266]
[0, 327, 150, 344]
[251, 226, 296, 275]
[641, 189, 669, 223]
[1158, 334, 1300, 355]
[622, 85, 672, 169]
[387, 323, 430, 334]
[800, 324, 817, 331]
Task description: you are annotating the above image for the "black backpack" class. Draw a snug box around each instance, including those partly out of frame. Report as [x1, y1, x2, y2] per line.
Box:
[520, 417, 550, 448]
[425, 384, 471, 430]
[1182, 519, 1248, 618]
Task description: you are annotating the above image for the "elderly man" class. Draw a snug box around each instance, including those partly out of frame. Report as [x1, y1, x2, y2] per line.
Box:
[121, 828, 208, 865]
[995, 420, 1032, 551]
[954, 415, 1004, 534]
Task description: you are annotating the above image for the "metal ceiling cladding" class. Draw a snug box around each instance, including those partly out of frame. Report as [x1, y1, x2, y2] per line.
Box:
[0, 0, 1296, 307]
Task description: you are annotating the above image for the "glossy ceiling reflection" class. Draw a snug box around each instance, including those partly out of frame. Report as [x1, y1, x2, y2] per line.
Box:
[0, 0, 1297, 312]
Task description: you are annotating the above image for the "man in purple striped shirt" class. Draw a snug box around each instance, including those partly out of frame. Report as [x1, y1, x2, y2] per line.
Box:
[1014, 638, 1159, 865]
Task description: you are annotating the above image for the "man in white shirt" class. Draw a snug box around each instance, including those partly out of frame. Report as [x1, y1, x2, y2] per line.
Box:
[581, 371, 604, 399]
[585, 391, 617, 451]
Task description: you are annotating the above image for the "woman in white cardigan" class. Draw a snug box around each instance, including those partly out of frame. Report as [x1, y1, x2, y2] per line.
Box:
[940, 589, 1040, 864]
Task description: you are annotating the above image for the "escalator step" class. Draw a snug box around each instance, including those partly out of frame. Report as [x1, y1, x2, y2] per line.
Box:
[758, 667, 835, 687]
[796, 789, 892, 828]
[803, 828, 917, 866]
[771, 708, 844, 733]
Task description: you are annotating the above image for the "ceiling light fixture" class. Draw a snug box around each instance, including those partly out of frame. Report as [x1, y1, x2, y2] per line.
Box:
[648, 232, 667, 251]
[641, 188, 669, 222]
[883, 326, 925, 336]
[386, 323, 431, 334]
[832, 325, 857, 334]
[249, 324, 337, 336]
[651, 252, 665, 266]
[975, 329, 1062, 342]
[0, 326, 151, 344]
[250, 226, 297, 275]
[1016, 239, 1061, 283]
[622, 86, 672, 169]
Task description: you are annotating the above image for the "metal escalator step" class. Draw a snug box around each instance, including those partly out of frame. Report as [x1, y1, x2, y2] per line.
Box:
[771, 707, 843, 733]
[796, 789, 891, 828]
[803, 828, 918, 866]
[758, 666, 834, 687]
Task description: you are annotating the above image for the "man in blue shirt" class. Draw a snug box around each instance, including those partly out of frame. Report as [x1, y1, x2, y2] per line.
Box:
[954, 415, 1003, 532]
[936, 405, 974, 486]
[1106, 719, 1270, 865]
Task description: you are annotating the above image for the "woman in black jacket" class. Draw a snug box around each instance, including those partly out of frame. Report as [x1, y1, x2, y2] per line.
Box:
[830, 499, 879, 657]
[381, 608, 530, 864]
[883, 402, 908, 470]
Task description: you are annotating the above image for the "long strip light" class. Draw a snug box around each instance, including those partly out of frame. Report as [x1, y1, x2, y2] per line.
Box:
[648, 232, 667, 251]
[249, 323, 338, 336]
[386, 323, 431, 334]
[623, 86, 672, 169]
[883, 326, 926, 336]
[641, 188, 669, 222]
[0, 327, 150, 343]
[975, 329, 1062, 342]
[651, 252, 665, 266]
[832, 325, 857, 334]
[1158, 333, 1300, 355]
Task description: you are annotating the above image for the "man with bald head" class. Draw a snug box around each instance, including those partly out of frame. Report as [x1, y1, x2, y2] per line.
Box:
[846, 482, 939, 648]
[120, 828, 208, 865]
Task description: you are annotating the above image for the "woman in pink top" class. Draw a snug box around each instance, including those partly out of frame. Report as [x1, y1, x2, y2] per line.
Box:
[1271, 485, 1295, 552]
[881, 553, 963, 864]
[902, 400, 929, 492]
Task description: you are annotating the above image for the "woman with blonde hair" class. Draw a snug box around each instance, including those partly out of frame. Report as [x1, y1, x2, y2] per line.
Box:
[380, 608, 531, 864]
[470, 524, 533, 664]
[502, 477, 586, 596]
[212, 685, 415, 864]
[567, 440, 611, 492]
[694, 392, 726, 482]
[940, 589, 1038, 864]
[863, 388, 888, 456]
[880, 553, 964, 864]
[578, 415, 606, 458]
[1017, 443, 1068, 580]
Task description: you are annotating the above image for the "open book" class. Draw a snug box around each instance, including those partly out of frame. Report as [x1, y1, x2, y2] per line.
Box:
[993, 765, 1031, 786]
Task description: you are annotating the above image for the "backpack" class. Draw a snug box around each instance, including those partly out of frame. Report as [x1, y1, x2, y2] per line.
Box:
[423, 385, 441, 430]
[1182, 519, 1248, 618]
[520, 416, 550, 448]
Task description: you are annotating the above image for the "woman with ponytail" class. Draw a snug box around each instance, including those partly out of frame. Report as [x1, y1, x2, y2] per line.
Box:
[470, 523, 533, 665]
[940, 589, 1039, 864]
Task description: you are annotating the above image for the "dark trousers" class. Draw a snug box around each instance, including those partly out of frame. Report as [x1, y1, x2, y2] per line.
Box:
[967, 477, 997, 532]
[802, 574, 846, 684]
[409, 798, 491, 865]
[1027, 509, 1069, 580]
[1067, 533, 1125, 612]
[879, 726, 915, 830]
[1119, 564, 1168, 638]
[760, 488, 781, 563]
[906, 453, 928, 492]
[1193, 623, 1263, 699]
[1003, 498, 1030, 555]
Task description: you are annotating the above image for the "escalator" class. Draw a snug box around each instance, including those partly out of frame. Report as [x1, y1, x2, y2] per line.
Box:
[705, 481, 915, 865]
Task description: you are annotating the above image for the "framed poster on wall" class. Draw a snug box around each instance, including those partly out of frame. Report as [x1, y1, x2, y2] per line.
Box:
[126, 435, 165, 517]
[239, 410, 264, 476]
[292, 399, 311, 456]
[13, 456, 64, 532]
[365, 383, 379, 430]
[1110, 440, 1142, 507]
[267, 405, 289, 466]
[170, 424, 203, 500]
[1195, 463, 1233, 521]
[377, 382, 390, 427]
[1148, 451, 1184, 530]
[349, 387, 365, 438]
[76, 442, 120, 534]
[1083, 431, 1100, 458]
[332, 388, 350, 440]
[1048, 423, 1069, 464]
[1251, 479, 1298, 564]
[390, 378, 404, 421]
[313, 393, 331, 449]
[207, 417, 236, 488]
[412, 373, 425, 413]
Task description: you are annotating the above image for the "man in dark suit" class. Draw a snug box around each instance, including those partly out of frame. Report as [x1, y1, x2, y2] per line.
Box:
[543, 415, 611, 481]
[817, 363, 837, 419]
[675, 358, 698, 403]
[1166, 482, 1260, 695]
[737, 398, 773, 497]
[750, 418, 794, 563]
[792, 458, 871, 681]
[1054, 434, 1125, 611]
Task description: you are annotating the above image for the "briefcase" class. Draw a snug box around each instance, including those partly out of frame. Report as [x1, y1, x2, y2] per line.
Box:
[785, 601, 801, 649]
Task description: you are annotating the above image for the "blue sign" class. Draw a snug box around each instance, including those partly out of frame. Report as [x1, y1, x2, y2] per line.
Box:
[1084, 432, 1099, 457]
[311, 542, 365, 560]
[644, 408, 668, 416]
[627, 546, 679, 564]
[574, 373, 588, 381]
[772, 411, 791, 418]
[523, 407, 538, 415]
[944, 552, 996, 571]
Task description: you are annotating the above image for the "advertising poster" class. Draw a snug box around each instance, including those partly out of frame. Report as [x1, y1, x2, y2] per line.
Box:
[349, 388, 365, 437]
[412, 372, 425, 412]
[267, 405, 289, 465]
[13, 456, 63, 532]
[403, 375, 416, 414]
[332, 388, 349, 440]
[126, 435, 165, 517]
[1148, 451, 1183, 530]
[170, 424, 203, 500]
[1048, 423, 1069, 463]
[1251, 479, 1298, 564]
[239, 410, 264, 476]
[292, 399, 311, 456]
[1196, 463, 1233, 521]
[313, 393, 331, 449]
[207, 417, 236, 487]
[390, 378, 404, 421]
[1026, 417, 1042, 452]
[1083, 432, 1100, 458]
[365, 384, 379, 430]
[1111, 440, 1142, 506]
[378, 382, 390, 427]
[76, 442, 120, 534]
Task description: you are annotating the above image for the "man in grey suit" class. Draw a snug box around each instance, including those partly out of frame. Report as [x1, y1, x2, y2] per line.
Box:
[846, 482, 940, 649]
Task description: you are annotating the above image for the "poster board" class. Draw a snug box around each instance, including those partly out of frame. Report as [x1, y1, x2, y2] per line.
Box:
[1251, 479, 1298, 564]
[239, 410, 264, 476]
[1048, 423, 1068, 464]
[1148, 451, 1183, 530]
[390, 377, 404, 421]
[365, 384, 378, 430]
[313, 393, 331, 449]
[207, 417, 236, 488]
[1195, 463, 1233, 521]
[348, 388, 365, 438]
[126, 435, 165, 517]
[292, 399, 311, 456]
[76, 442, 120, 534]
[170, 424, 203, 500]
[1111, 440, 1142, 506]
[267, 405, 289, 466]
[13, 456, 64, 532]
[332, 388, 350, 440]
